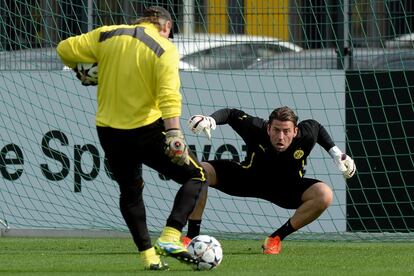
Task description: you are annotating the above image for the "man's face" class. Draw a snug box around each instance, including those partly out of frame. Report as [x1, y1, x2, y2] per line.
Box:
[267, 119, 298, 152]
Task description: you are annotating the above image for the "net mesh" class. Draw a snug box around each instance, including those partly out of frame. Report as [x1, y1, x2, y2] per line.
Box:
[0, 0, 413, 241]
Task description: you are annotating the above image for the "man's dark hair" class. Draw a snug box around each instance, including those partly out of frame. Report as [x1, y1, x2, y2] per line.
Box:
[143, 6, 172, 21]
[268, 106, 299, 126]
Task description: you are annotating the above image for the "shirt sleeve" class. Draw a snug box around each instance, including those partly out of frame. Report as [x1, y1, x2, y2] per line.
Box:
[156, 46, 182, 119]
[210, 108, 232, 124]
[317, 123, 336, 151]
[211, 108, 266, 143]
[56, 28, 100, 69]
[302, 119, 335, 152]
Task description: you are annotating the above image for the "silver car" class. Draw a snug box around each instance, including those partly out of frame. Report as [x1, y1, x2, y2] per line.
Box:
[385, 33, 414, 48]
[247, 48, 414, 70]
[174, 34, 303, 70]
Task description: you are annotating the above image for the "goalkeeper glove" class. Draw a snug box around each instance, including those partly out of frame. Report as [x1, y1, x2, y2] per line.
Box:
[187, 115, 216, 140]
[329, 146, 356, 179]
[164, 129, 190, 166]
[72, 67, 95, 86]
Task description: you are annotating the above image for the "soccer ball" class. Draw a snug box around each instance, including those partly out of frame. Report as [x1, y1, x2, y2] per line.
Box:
[75, 63, 98, 86]
[188, 235, 223, 270]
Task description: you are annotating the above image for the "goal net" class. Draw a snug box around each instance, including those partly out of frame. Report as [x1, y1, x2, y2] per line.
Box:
[0, 0, 413, 241]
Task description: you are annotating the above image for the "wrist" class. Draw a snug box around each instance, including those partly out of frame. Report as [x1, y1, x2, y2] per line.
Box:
[165, 129, 183, 138]
[329, 146, 343, 159]
[166, 128, 180, 131]
[163, 116, 180, 130]
[207, 116, 217, 129]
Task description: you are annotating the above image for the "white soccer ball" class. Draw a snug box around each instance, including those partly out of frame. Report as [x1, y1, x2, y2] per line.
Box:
[188, 235, 223, 270]
[76, 63, 98, 85]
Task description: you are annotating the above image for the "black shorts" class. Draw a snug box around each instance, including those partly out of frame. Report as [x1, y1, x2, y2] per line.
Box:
[97, 119, 205, 185]
[207, 159, 320, 209]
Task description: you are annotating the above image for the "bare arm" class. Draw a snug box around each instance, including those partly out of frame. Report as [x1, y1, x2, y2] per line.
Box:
[164, 116, 181, 130]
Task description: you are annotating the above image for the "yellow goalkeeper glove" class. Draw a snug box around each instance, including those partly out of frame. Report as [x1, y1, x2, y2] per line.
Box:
[164, 129, 190, 166]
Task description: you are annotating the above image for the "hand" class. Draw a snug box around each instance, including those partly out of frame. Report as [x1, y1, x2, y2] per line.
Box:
[187, 115, 216, 140]
[73, 67, 83, 81]
[334, 154, 356, 179]
[164, 129, 189, 166]
[72, 67, 95, 86]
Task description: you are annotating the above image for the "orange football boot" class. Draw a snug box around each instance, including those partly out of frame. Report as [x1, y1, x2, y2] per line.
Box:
[181, 236, 192, 248]
[262, 236, 282, 254]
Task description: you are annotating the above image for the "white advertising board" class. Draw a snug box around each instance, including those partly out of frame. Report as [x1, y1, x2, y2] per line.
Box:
[0, 70, 346, 234]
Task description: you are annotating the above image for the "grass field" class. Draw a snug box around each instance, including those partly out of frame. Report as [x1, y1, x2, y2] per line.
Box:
[1, 237, 413, 275]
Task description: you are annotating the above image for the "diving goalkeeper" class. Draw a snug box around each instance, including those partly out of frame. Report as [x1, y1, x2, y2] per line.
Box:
[184, 107, 356, 254]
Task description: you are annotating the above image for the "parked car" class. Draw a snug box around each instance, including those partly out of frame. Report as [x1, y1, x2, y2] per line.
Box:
[1, 34, 303, 71]
[174, 34, 303, 70]
[385, 33, 414, 48]
[247, 48, 414, 70]
[179, 60, 199, 71]
[0, 47, 64, 70]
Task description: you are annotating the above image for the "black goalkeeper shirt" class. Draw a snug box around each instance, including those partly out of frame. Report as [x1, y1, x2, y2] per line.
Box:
[211, 108, 336, 179]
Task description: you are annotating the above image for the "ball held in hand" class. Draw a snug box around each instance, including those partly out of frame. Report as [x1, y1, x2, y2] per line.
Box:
[75, 63, 98, 86]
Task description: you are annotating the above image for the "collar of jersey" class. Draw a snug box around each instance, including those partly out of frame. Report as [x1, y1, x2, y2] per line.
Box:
[136, 22, 159, 34]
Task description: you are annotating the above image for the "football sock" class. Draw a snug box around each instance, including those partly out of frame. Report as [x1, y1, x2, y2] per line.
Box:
[187, 219, 202, 238]
[119, 180, 152, 250]
[140, 247, 160, 266]
[270, 219, 296, 240]
[160, 226, 181, 242]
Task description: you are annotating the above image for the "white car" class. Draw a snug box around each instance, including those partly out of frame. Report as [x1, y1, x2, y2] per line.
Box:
[385, 33, 414, 48]
[174, 33, 303, 70]
[247, 48, 414, 70]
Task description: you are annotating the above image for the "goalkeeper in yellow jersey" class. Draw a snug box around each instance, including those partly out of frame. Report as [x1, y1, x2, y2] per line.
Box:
[185, 107, 356, 254]
[57, 6, 207, 270]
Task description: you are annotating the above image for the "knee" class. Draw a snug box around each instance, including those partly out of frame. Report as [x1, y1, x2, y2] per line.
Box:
[201, 162, 217, 186]
[318, 183, 333, 210]
[305, 182, 333, 211]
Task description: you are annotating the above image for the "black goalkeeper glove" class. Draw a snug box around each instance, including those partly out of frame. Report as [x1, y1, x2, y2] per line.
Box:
[72, 67, 95, 86]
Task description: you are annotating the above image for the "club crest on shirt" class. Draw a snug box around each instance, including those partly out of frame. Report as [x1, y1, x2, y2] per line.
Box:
[293, 149, 304, 159]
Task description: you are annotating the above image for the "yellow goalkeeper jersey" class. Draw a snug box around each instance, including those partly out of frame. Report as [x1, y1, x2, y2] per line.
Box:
[57, 23, 181, 129]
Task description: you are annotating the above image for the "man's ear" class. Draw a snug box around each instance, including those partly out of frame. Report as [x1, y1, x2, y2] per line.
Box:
[159, 20, 171, 39]
[293, 126, 298, 137]
[164, 20, 172, 33]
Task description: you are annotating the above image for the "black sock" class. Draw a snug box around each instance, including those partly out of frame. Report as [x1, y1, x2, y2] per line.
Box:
[270, 219, 296, 240]
[187, 219, 202, 238]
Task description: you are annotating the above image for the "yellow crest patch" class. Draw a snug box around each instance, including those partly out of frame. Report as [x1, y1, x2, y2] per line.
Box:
[293, 150, 304, 159]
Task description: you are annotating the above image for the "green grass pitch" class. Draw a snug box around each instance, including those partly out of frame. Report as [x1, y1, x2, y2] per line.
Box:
[1, 237, 413, 275]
